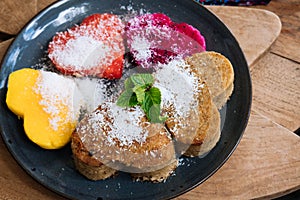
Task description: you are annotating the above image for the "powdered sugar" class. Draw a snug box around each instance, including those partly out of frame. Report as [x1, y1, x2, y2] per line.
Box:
[73, 77, 114, 113]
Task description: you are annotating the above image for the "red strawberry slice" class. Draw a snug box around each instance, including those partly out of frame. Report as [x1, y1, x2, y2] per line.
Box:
[125, 13, 206, 68]
[48, 13, 125, 79]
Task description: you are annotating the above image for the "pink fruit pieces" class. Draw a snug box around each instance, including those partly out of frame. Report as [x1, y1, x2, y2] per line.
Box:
[125, 13, 206, 68]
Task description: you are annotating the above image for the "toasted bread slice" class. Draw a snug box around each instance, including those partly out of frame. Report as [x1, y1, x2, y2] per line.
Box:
[71, 130, 117, 180]
[115, 121, 176, 173]
[72, 103, 176, 180]
[183, 103, 221, 157]
[131, 160, 178, 183]
[164, 75, 213, 155]
[185, 51, 234, 109]
[159, 57, 222, 157]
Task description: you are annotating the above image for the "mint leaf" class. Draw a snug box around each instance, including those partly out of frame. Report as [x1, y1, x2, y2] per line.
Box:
[141, 87, 161, 111]
[141, 92, 153, 114]
[116, 90, 138, 107]
[133, 85, 146, 104]
[116, 74, 167, 123]
[124, 77, 135, 90]
[128, 94, 138, 107]
[131, 73, 154, 87]
[147, 87, 161, 105]
[141, 87, 166, 123]
[148, 104, 168, 123]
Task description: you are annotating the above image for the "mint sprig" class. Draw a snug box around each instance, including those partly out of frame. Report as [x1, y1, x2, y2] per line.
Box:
[116, 73, 167, 123]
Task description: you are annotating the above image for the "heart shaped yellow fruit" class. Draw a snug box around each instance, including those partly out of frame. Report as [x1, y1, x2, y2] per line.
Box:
[6, 68, 80, 149]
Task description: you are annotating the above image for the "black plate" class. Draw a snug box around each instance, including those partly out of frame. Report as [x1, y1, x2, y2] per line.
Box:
[0, 0, 251, 199]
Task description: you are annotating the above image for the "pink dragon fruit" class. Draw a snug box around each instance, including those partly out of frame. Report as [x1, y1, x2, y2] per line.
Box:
[172, 22, 206, 53]
[125, 13, 206, 68]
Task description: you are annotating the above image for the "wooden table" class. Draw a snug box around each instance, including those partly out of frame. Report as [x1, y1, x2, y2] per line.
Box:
[0, 0, 299, 199]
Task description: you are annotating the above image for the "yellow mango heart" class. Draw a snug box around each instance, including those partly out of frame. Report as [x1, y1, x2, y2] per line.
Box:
[6, 68, 80, 149]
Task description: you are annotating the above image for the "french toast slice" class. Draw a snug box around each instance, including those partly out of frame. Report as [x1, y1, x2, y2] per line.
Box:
[183, 103, 221, 157]
[164, 76, 213, 155]
[185, 51, 234, 109]
[71, 130, 117, 181]
[164, 82, 220, 157]
[72, 103, 176, 181]
[131, 160, 178, 183]
[157, 57, 224, 157]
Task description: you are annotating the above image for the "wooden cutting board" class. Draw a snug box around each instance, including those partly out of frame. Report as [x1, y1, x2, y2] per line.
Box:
[178, 6, 300, 200]
[207, 6, 282, 67]
[177, 110, 300, 200]
[0, 2, 299, 200]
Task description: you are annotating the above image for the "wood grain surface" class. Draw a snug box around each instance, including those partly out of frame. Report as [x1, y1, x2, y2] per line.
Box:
[37, 0, 57, 12]
[0, 0, 299, 199]
[207, 6, 282, 67]
[251, 53, 300, 131]
[177, 111, 300, 200]
[251, 0, 300, 132]
[0, 38, 13, 62]
[254, 0, 300, 63]
[0, 1, 37, 35]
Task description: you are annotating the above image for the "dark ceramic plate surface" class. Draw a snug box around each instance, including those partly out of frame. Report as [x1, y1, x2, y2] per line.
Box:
[0, 0, 251, 199]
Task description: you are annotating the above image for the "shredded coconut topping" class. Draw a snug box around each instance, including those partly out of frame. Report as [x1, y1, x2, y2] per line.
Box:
[130, 36, 152, 61]
[48, 13, 124, 73]
[125, 13, 205, 68]
[52, 36, 111, 70]
[84, 103, 148, 147]
[35, 71, 77, 130]
[154, 59, 200, 118]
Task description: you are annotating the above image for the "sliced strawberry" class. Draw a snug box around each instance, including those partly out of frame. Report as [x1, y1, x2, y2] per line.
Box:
[48, 13, 125, 79]
[125, 13, 206, 68]
[101, 55, 124, 79]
